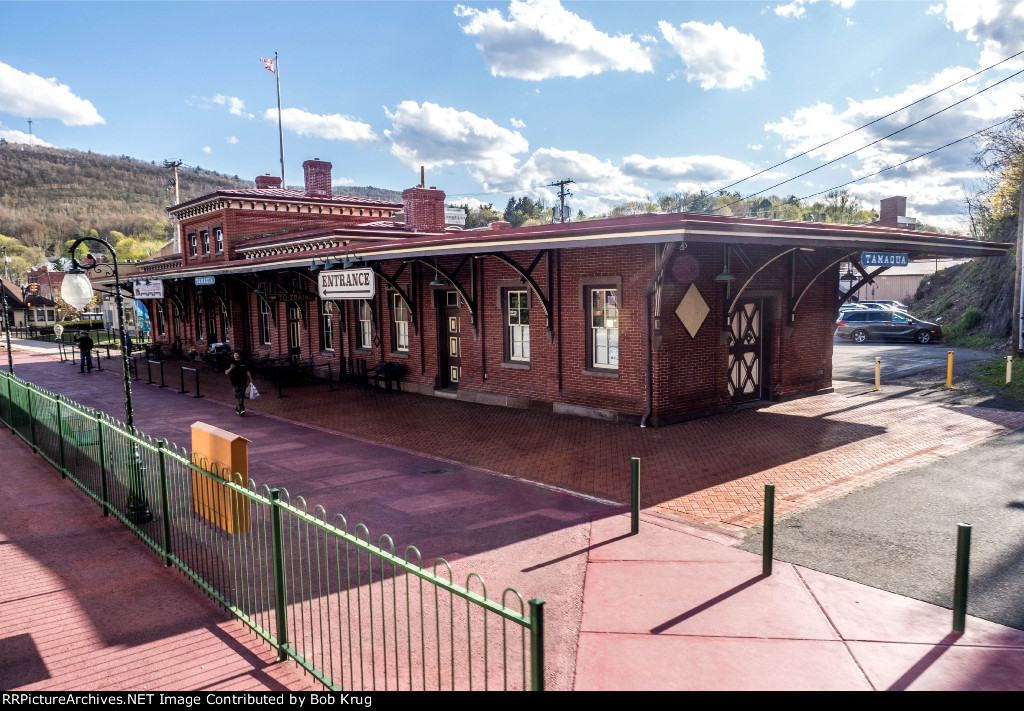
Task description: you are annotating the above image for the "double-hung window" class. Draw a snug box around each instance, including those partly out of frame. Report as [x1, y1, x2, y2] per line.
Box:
[590, 288, 619, 369]
[358, 300, 373, 350]
[188, 233, 197, 258]
[321, 301, 334, 351]
[507, 290, 530, 362]
[200, 230, 210, 255]
[259, 292, 271, 346]
[392, 293, 410, 353]
[214, 228, 224, 253]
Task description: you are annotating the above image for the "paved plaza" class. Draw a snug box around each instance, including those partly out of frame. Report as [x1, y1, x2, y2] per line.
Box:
[3, 341, 1024, 690]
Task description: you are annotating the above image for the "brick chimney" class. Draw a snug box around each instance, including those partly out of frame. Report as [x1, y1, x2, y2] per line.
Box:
[490, 220, 512, 230]
[401, 186, 446, 232]
[255, 173, 282, 189]
[875, 196, 916, 229]
[303, 158, 332, 197]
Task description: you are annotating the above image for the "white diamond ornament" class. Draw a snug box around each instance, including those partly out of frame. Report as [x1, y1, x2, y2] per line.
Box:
[675, 284, 710, 339]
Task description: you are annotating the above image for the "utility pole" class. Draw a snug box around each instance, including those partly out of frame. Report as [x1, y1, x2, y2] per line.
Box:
[164, 160, 182, 204]
[1015, 177, 1024, 356]
[548, 179, 574, 223]
[26, 119, 32, 146]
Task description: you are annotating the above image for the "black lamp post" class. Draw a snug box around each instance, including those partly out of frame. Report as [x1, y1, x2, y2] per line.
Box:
[61, 236, 152, 524]
[2, 244, 14, 375]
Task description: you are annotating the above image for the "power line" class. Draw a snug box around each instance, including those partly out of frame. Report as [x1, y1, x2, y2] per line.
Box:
[713, 65, 1024, 215]
[710, 49, 1024, 195]
[794, 117, 1014, 205]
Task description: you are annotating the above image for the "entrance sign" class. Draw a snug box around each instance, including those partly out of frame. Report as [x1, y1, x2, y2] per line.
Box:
[133, 280, 164, 299]
[861, 252, 909, 268]
[318, 268, 375, 300]
[194, 276, 216, 286]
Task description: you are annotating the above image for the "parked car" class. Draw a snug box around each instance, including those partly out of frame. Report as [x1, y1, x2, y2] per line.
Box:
[857, 300, 908, 311]
[835, 310, 943, 344]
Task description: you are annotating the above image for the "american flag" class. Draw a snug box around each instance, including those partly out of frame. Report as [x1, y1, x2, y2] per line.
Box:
[260, 57, 276, 73]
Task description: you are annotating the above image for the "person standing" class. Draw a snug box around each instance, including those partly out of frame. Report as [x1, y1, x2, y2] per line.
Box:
[225, 350, 254, 416]
[74, 330, 94, 373]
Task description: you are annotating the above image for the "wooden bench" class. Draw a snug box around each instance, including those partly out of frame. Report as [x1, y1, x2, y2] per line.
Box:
[366, 361, 403, 392]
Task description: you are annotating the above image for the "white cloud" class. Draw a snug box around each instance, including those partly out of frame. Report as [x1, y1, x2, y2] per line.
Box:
[926, 4, 944, 15]
[748, 144, 764, 151]
[765, 65, 1024, 226]
[657, 21, 766, 90]
[620, 153, 760, 192]
[0, 61, 104, 126]
[450, 197, 495, 211]
[774, 0, 856, 20]
[268, 107, 378, 142]
[202, 146, 212, 154]
[774, 3, 806, 19]
[226, 136, 238, 144]
[455, 0, 652, 80]
[942, 0, 1024, 66]
[212, 94, 252, 118]
[332, 176, 355, 186]
[510, 117, 526, 129]
[0, 124, 54, 147]
[384, 100, 528, 181]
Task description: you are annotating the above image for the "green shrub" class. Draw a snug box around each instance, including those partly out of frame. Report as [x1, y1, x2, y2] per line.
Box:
[959, 308, 983, 331]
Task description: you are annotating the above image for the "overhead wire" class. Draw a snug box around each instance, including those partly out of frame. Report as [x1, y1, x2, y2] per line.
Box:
[710, 50, 1024, 195]
[793, 116, 1014, 205]
[711, 65, 1024, 215]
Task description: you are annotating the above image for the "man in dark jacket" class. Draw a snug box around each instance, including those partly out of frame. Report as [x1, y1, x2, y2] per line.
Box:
[225, 350, 254, 415]
[74, 330, 94, 373]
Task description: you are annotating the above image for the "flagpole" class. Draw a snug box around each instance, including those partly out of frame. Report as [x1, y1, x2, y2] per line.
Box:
[275, 51, 286, 188]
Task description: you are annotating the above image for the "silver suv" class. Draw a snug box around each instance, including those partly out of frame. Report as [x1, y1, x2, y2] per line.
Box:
[835, 310, 943, 344]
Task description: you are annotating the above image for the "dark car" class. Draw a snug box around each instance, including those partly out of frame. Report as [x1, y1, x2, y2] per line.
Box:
[835, 310, 943, 344]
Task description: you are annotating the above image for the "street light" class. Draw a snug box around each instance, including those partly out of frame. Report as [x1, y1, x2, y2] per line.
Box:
[1, 244, 14, 374]
[62, 237, 152, 524]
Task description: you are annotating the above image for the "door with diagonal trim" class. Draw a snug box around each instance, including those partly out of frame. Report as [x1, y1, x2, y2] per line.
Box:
[727, 299, 765, 403]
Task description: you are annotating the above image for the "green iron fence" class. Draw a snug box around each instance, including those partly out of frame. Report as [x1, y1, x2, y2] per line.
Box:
[0, 369, 543, 691]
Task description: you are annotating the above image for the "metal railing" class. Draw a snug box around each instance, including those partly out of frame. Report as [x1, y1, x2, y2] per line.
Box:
[0, 369, 542, 691]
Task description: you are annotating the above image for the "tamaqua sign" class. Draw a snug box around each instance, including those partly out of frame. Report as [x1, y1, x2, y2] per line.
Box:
[194, 276, 216, 286]
[318, 268, 375, 300]
[861, 252, 909, 268]
[133, 280, 165, 299]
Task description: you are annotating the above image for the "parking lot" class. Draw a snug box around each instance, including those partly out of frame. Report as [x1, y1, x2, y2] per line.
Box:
[832, 336, 995, 383]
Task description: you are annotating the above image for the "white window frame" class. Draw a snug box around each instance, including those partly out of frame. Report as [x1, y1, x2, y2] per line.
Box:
[188, 233, 197, 258]
[507, 290, 530, 362]
[590, 287, 619, 370]
[259, 295, 271, 346]
[214, 228, 224, 253]
[321, 300, 334, 351]
[358, 300, 373, 350]
[392, 293, 409, 353]
[200, 230, 210, 254]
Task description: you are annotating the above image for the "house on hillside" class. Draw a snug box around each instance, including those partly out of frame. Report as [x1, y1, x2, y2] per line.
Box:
[1, 277, 59, 331]
[120, 158, 1011, 426]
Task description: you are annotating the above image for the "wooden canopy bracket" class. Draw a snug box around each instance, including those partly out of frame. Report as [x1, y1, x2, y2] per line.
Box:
[489, 250, 555, 341]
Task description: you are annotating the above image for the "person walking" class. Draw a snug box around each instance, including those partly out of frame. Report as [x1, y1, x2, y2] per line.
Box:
[74, 330, 94, 373]
[225, 350, 254, 416]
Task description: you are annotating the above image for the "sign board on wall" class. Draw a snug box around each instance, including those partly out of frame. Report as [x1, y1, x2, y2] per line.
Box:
[318, 268, 375, 300]
[194, 276, 216, 286]
[133, 280, 165, 299]
[861, 252, 909, 268]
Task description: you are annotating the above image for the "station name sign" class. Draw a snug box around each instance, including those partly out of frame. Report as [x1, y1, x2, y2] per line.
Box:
[861, 252, 909, 268]
[318, 268, 375, 300]
[194, 276, 216, 286]
[133, 280, 164, 299]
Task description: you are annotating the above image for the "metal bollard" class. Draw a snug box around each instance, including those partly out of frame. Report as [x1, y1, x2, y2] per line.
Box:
[327, 362, 335, 392]
[158, 360, 166, 388]
[953, 523, 971, 634]
[630, 457, 640, 534]
[529, 598, 546, 692]
[946, 350, 954, 389]
[874, 357, 881, 391]
[146, 358, 154, 384]
[180, 366, 188, 394]
[763, 483, 775, 576]
[1007, 356, 1013, 385]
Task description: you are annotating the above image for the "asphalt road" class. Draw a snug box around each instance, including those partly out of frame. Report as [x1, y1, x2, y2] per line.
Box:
[741, 418, 1024, 630]
[832, 336, 995, 383]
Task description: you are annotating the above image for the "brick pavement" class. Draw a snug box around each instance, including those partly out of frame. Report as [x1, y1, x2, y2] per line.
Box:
[12, 346, 1024, 531]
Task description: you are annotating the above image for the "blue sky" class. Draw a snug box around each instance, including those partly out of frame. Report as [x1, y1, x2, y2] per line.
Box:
[2, 0, 1022, 230]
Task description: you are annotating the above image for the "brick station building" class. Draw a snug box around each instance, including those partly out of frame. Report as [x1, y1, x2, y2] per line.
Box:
[132, 158, 1009, 426]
